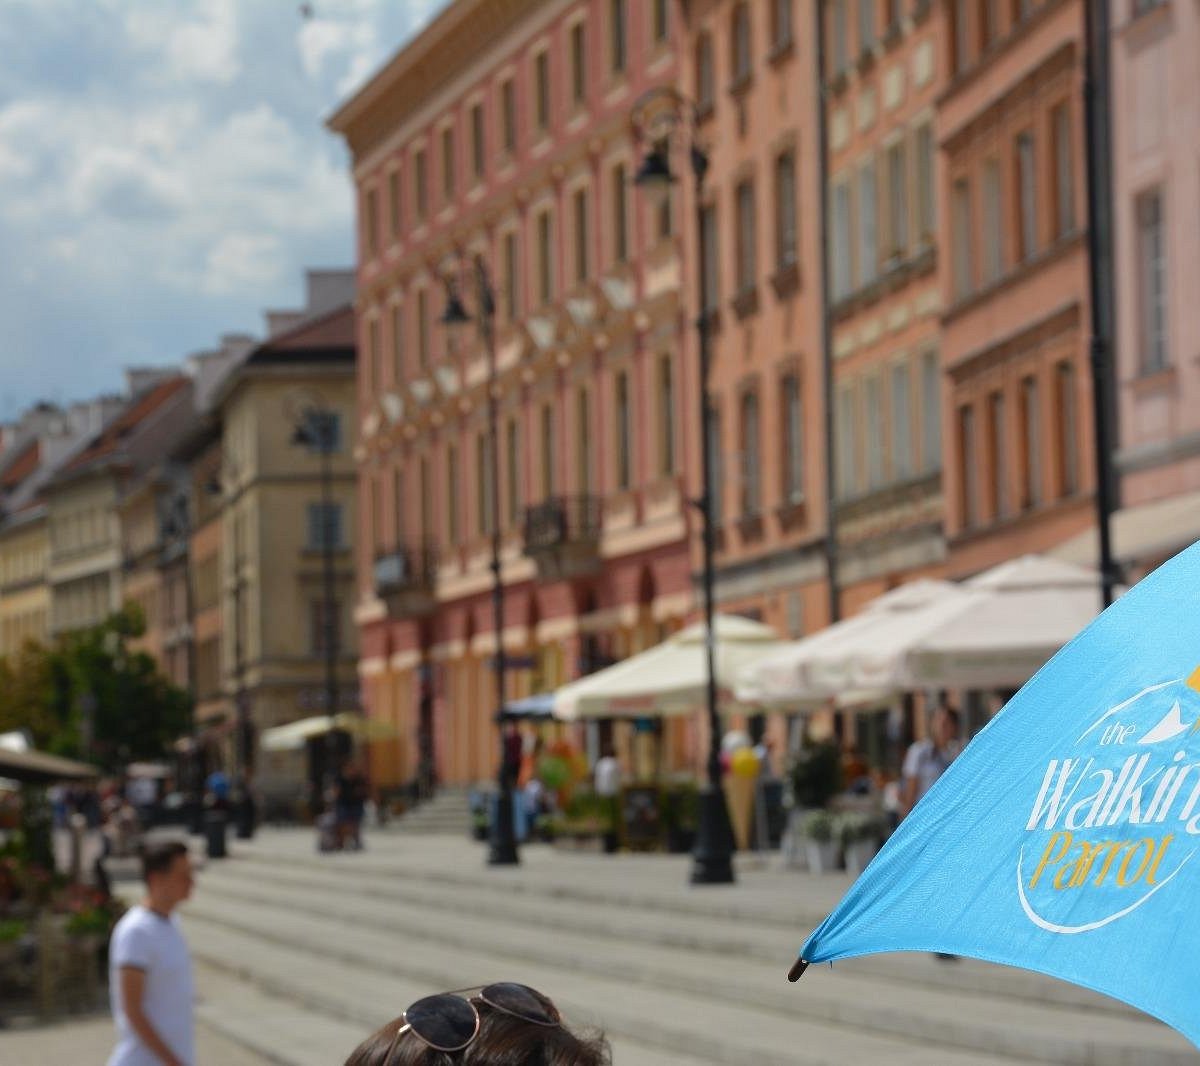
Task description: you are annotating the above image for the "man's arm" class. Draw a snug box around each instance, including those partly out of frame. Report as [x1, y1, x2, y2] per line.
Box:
[119, 966, 184, 1066]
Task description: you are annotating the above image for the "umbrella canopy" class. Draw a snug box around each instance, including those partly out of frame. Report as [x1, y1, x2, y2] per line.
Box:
[793, 540, 1200, 1049]
[906, 555, 1110, 689]
[735, 579, 961, 707]
[0, 747, 99, 784]
[261, 712, 400, 752]
[554, 614, 785, 721]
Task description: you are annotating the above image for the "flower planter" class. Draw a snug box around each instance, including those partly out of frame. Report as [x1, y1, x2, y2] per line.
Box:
[844, 839, 880, 876]
[805, 841, 840, 874]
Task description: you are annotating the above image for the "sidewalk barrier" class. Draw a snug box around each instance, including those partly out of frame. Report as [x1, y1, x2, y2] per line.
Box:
[205, 809, 228, 859]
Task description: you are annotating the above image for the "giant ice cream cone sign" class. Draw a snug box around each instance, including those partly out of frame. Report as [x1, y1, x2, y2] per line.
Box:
[725, 747, 760, 850]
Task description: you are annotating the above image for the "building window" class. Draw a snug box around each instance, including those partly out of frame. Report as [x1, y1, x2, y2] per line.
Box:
[536, 210, 553, 305]
[740, 389, 761, 515]
[414, 148, 428, 220]
[653, 0, 669, 42]
[1019, 375, 1041, 508]
[477, 432, 493, 535]
[890, 360, 912, 481]
[1016, 130, 1037, 261]
[446, 445, 459, 541]
[700, 202, 720, 313]
[576, 389, 592, 493]
[708, 405, 724, 523]
[959, 405, 979, 529]
[570, 22, 587, 105]
[612, 163, 629, 263]
[988, 391, 1007, 519]
[365, 188, 379, 256]
[775, 150, 798, 271]
[391, 305, 404, 382]
[420, 457, 432, 542]
[1056, 361, 1077, 496]
[1051, 103, 1074, 238]
[506, 418, 521, 527]
[885, 140, 907, 259]
[615, 370, 632, 490]
[501, 79, 516, 154]
[573, 187, 590, 284]
[534, 51, 550, 132]
[781, 375, 804, 504]
[735, 178, 757, 296]
[731, 4, 752, 86]
[610, 0, 627, 75]
[388, 170, 401, 239]
[951, 177, 973, 299]
[772, 0, 794, 49]
[858, 159, 878, 286]
[417, 289, 430, 369]
[310, 599, 341, 656]
[696, 33, 715, 111]
[393, 468, 405, 541]
[980, 0, 998, 47]
[503, 232, 520, 322]
[367, 319, 381, 391]
[303, 410, 342, 455]
[920, 349, 941, 473]
[441, 126, 455, 202]
[954, 0, 971, 72]
[831, 179, 852, 300]
[540, 404, 555, 497]
[307, 503, 343, 550]
[836, 384, 858, 498]
[470, 103, 485, 181]
[833, 0, 849, 74]
[1137, 189, 1168, 373]
[915, 123, 935, 243]
[658, 355, 675, 476]
[982, 158, 1003, 284]
[865, 375, 885, 489]
[859, 0, 876, 52]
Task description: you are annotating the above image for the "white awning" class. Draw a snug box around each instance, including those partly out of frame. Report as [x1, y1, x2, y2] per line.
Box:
[553, 614, 786, 721]
[1051, 491, 1200, 569]
[261, 712, 401, 752]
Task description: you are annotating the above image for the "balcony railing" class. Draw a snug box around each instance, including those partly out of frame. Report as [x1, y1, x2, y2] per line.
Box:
[373, 543, 438, 618]
[522, 495, 603, 580]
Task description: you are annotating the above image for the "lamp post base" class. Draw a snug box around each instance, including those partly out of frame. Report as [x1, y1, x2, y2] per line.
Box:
[690, 785, 736, 885]
[488, 788, 520, 866]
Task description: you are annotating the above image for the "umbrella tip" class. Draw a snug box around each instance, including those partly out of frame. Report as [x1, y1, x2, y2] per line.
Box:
[787, 958, 809, 982]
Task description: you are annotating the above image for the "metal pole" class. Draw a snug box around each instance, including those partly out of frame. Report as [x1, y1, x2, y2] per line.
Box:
[1082, 0, 1119, 608]
[689, 143, 734, 885]
[480, 258, 519, 866]
[321, 425, 340, 764]
[179, 492, 203, 835]
[815, 0, 841, 626]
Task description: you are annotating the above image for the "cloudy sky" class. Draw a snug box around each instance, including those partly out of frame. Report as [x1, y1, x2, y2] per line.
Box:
[0, 0, 444, 417]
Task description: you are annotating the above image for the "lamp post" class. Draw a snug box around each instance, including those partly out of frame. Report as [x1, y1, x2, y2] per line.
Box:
[633, 87, 735, 885]
[440, 254, 519, 867]
[291, 403, 345, 808]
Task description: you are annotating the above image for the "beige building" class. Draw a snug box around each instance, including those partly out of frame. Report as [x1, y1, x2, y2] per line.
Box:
[208, 275, 359, 807]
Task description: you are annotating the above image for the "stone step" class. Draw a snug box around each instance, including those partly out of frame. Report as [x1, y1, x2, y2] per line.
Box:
[227, 845, 1137, 1019]
[179, 906, 1022, 1066]
[190, 871, 1191, 1066]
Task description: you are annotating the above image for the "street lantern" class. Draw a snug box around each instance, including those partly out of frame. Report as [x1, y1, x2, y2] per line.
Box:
[633, 144, 676, 209]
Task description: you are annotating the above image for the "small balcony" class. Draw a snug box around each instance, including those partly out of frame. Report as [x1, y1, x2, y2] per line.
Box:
[373, 543, 438, 619]
[522, 495, 603, 581]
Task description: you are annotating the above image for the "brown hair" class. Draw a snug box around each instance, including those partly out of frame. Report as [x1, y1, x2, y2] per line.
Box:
[140, 840, 189, 883]
[344, 1002, 610, 1066]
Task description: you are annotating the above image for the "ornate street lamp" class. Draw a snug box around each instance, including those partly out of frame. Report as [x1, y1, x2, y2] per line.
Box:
[441, 255, 519, 867]
[633, 87, 735, 885]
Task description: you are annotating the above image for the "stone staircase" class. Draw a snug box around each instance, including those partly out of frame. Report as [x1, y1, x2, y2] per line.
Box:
[167, 830, 1195, 1066]
[388, 786, 474, 835]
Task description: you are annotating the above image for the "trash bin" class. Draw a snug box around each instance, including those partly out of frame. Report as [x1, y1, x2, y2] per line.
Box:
[204, 809, 228, 859]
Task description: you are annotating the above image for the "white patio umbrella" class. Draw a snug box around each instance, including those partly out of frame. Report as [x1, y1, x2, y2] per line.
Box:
[905, 554, 1111, 688]
[736, 579, 962, 707]
[261, 712, 400, 752]
[553, 614, 786, 721]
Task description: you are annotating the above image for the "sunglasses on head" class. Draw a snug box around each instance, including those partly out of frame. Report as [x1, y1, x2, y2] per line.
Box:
[383, 982, 561, 1060]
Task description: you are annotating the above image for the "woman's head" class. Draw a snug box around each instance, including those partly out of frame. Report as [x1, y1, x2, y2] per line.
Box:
[344, 987, 609, 1066]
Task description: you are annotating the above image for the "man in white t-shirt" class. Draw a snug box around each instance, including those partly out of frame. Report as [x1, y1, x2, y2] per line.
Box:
[108, 839, 195, 1066]
[901, 705, 962, 817]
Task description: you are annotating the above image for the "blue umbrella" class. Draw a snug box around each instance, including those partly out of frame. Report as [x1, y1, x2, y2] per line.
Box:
[793, 541, 1200, 1048]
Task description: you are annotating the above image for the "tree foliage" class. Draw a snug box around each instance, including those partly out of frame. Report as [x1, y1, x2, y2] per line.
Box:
[0, 603, 190, 773]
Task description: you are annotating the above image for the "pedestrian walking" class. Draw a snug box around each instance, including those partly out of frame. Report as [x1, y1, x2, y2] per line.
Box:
[107, 840, 195, 1066]
[900, 705, 962, 816]
[593, 745, 621, 854]
[342, 981, 609, 1065]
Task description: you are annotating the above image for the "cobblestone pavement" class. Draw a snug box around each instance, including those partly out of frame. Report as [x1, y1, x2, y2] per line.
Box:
[9, 822, 1197, 1065]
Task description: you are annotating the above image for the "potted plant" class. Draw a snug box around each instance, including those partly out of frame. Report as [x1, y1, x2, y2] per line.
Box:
[662, 781, 699, 854]
[802, 810, 839, 873]
[837, 812, 884, 876]
[783, 742, 844, 869]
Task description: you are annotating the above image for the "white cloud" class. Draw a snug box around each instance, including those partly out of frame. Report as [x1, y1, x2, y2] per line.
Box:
[203, 232, 284, 294]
